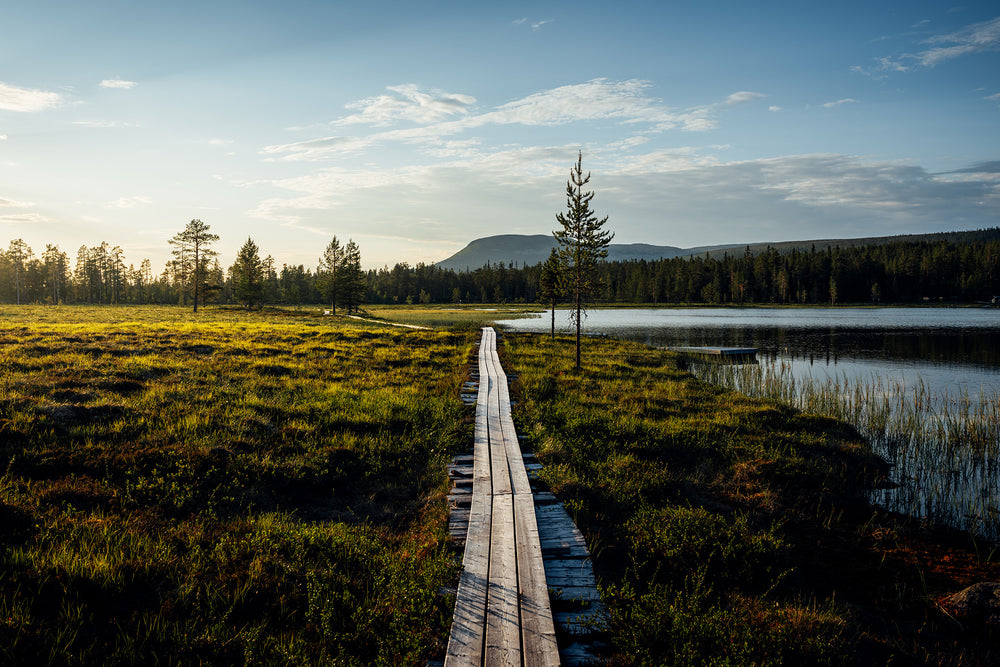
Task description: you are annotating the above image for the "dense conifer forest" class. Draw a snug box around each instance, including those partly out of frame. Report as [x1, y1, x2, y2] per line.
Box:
[2, 231, 999, 306]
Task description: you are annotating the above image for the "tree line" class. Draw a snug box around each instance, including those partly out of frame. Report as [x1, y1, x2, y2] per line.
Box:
[364, 235, 1000, 306]
[0, 220, 365, 311]
[3, 227, 999, 308]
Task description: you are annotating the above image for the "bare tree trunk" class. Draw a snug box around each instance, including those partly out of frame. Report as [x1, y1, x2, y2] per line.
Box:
[574, 288, 582, 369]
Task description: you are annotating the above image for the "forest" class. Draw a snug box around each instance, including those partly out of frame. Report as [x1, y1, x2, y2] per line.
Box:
[1, 231, 999, 307]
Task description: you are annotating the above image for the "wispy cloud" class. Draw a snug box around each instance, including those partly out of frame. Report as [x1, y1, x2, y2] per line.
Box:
[0, 82, 61, 112]
[513, 17, 551, 30]
[99, 79, 137, 90]
[332, 84, 476, 127]
[106, 196, 152, 209]
[260, 135, 375, 161]
[0, 196, 47, 224]
[821, 98, 859, 108]
[917, 16, 1000, 66]
[855, 15, 1000, 75]
[260, 80, 766, 162]
[676, 91, 766, 130]
[72, 120, 129, 128]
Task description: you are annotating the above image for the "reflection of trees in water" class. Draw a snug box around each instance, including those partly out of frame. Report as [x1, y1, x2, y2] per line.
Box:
[641, 326, 1000, 369]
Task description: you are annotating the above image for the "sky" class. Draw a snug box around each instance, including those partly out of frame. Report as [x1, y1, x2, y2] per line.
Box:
[1, 1, 998, 271]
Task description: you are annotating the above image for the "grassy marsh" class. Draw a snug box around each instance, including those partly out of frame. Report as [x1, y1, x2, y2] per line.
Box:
[695, 361, 1000, 542]
[505, 332, 999, 665]
[4, 305, 998, 665]
[0, 305, 474, 664]
[362, 304, 540, 329]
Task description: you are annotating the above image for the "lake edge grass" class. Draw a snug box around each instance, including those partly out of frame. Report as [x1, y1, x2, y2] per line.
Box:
[504, 331, 1000, 665]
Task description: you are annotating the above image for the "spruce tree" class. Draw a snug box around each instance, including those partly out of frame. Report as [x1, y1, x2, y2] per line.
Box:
[318, 236, 343, 314]
[232, 236, 264, 310]
[553, 151, 613, 369]
[340, 239, 365, 314]
[537, 247, 564, 340]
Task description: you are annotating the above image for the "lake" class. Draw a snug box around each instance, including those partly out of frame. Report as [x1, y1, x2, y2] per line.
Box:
[497, 307, 1000, 540]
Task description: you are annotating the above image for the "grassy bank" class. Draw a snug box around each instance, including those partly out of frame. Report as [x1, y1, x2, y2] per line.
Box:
[0, 305, 474, 665]
[505, 332, 999, 665]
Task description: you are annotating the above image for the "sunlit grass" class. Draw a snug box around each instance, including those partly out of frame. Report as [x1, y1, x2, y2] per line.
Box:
[363, 304, 541, 329]
[0, 304, 474, 664]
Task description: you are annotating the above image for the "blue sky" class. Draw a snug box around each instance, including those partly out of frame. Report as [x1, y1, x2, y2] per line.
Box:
[2, 1, 998, 271]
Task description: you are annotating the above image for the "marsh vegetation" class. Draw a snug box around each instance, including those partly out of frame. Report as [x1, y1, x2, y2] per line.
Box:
[505, 332, 999, 665]
[0, 305, 473, 664]
[2, 304, 997, 664]
[697, 362, 1000, 542]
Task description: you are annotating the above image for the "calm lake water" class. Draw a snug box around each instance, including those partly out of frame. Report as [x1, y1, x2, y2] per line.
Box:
[499, 307, 1000, 398]
[497, 307, 1000, 539]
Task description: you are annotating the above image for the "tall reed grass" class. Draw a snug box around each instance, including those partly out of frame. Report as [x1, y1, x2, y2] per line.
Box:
[695, 360, 1000, 541]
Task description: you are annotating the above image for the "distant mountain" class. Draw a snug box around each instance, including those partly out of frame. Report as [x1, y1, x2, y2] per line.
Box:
[434, 234, 740, 271]
[433, 229, 1000, 272]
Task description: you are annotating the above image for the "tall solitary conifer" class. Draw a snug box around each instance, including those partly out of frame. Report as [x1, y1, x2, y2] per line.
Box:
[553, 151, 613, 369]
[318, 236, 343, 314]
[231, 236, 264, 310]
[168, 219, 219, 312]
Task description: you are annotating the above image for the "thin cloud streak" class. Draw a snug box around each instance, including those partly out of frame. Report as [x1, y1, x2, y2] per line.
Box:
[99, 79, 138, 90]
[260, 80, 767, 161]
[855, 15, 1000, 74]
[0, 82, 61, 112]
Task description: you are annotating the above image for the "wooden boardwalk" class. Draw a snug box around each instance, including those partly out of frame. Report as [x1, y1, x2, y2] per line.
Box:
[445, 327, 560, 667]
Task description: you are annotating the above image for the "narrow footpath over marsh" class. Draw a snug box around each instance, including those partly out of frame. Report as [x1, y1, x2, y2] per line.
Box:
[445, 328, 603, 666]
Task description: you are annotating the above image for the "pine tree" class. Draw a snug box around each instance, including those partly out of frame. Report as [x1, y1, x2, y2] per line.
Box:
[340, 239, 365, 314]
[537, 247, 564, 340]
[7, 239, 32, 305]
[553, 151, 613, 369]
[168, 219, 219, 312]
[232, 236, 264, 310]
[318, 236, 343, 314]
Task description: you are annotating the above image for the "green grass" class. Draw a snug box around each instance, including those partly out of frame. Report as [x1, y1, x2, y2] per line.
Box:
[505, 332, 999, 665]
[362, 304, 540, 329]
[0, 305, 475, 665]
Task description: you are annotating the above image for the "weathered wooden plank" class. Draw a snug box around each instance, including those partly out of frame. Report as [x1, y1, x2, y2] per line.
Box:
[445, 478, 492, 665]
[485, 493, 520, 666]
[444, 329, 495, 667]
[514, 492, 560, 667]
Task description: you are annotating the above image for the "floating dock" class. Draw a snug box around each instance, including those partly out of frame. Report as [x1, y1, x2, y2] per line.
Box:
[668, 346, 758, 362]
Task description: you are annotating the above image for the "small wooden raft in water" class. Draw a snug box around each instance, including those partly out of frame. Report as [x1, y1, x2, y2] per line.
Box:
[669, 346, 758, 361]
[445, 327, 560, 667]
